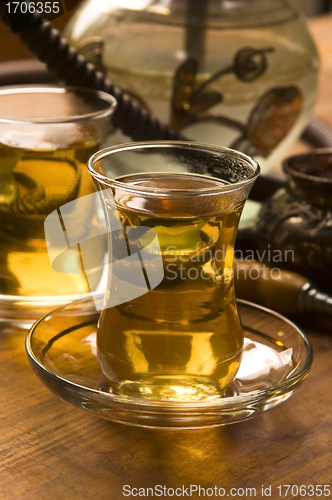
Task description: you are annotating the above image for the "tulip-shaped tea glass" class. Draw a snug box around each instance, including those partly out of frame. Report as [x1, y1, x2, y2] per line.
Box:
[0, 85, 116, 324]
[88, 142, 260, 401]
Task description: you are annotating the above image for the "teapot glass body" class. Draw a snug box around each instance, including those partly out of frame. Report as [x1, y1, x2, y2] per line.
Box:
[65, 0, 319, 174]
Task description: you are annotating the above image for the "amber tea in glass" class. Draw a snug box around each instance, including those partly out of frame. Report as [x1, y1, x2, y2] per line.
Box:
[0, 86, 116, 299]
[88, 142, 259, 401]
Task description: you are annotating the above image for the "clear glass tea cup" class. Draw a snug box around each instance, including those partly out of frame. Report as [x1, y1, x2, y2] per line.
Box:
[88, 141, 260, 401]
[0, 85, 116, 324]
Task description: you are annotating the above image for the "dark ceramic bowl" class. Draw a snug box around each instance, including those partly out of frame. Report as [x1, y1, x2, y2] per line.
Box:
[283, 149, 332, 209]
[256, 149, 332, 291]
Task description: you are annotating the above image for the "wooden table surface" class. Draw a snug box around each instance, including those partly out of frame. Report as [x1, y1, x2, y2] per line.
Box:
[0, 11, 332, 500]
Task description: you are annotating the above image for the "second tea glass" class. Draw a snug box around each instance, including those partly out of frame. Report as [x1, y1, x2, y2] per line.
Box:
[88, 142, 260, 402]
[0, 85, 116, 325]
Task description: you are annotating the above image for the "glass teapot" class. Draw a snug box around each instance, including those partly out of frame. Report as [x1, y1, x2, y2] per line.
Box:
[64, 0, 319, 173]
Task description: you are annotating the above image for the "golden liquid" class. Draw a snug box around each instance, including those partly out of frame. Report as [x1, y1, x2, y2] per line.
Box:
[0, 141, 101, 296]
[97, 173, 244, 401]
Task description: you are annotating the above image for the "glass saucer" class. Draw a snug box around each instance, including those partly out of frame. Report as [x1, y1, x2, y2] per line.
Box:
[26, 296, 313, 429]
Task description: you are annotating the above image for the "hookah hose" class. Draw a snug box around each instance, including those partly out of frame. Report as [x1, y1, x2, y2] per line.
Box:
[0, 3, 183, 142]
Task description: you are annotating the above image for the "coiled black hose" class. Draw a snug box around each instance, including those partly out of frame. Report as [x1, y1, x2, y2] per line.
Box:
[0, 3, 184, 142]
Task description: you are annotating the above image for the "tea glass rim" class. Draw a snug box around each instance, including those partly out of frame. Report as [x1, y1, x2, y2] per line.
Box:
[0, 85, 117, 124]
[88, 141, 260, 197]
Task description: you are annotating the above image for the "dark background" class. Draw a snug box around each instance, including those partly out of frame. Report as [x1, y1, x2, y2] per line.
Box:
[298, 0, 332, 16]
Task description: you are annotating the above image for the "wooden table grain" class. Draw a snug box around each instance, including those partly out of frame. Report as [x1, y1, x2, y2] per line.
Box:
[0, 12, 332, 500]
